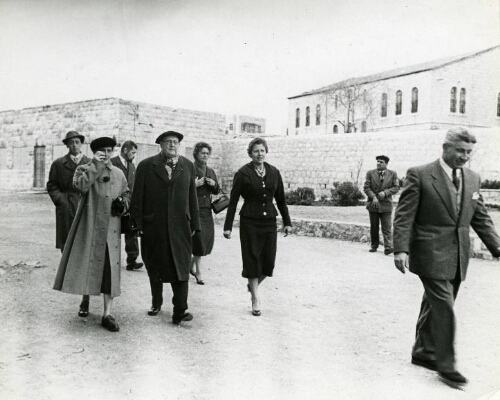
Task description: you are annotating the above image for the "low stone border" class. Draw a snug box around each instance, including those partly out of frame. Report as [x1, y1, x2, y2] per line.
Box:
[215, 214, 494, 260]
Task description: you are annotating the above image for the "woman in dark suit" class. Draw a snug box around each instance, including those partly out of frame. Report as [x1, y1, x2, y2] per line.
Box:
[223, 138, 292, 316]
[190, 142, 219, 285]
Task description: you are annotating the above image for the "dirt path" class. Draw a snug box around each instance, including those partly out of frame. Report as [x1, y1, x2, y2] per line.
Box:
[1, 193, 499, 400]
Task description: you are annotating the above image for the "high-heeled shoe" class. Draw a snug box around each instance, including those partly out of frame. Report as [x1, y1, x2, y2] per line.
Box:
[190, 270, 205, 285]
[78, 300, 89, 318]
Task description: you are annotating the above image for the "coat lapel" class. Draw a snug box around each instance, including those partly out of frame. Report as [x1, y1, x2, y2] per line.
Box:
[372, 170, 381, 189]
[431, 161, 457, 222]
[152, 154, 170, 184]
[458, 168, 474, 224]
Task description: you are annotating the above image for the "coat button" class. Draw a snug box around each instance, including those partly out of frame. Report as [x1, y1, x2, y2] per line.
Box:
[262, 203, 265, 206]
[263, 194, 266, 197]
[263, 212, 267, 216]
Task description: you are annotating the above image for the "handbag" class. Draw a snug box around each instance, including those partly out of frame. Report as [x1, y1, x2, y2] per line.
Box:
[211, 188, 230, 214]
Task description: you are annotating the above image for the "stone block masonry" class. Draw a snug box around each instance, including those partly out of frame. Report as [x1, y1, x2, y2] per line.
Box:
[219, 128, 500, 198]
[0, 98, 228, 190]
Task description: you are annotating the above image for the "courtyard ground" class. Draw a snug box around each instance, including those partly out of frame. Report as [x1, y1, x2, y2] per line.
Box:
[0, 192, 499, 400]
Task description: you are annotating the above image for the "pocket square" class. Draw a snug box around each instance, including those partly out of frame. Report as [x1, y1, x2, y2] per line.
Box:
[472, 192, 480, 200]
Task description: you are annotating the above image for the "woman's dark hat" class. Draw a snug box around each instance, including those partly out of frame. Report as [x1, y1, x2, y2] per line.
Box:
[62, 131, 85, 145]
[376, 155, 390, 163]
[155, 131, 184, 144]
[90, 136, 117, 152]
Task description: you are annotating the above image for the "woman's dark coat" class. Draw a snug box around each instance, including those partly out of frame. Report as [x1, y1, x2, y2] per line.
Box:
[224, 162, 291, 231]
[130, 154, 200, 281]
[47, 154, 91, 249]
[193, 163, 219, 256]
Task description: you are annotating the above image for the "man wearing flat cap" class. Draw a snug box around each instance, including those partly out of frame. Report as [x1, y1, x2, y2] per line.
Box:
[47, 131, 91, 251]
[131, 131, 200, 325]
[363, 155, 400, 254]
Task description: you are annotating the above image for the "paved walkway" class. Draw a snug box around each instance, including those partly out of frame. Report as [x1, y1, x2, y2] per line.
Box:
[0, 193, 499, 399]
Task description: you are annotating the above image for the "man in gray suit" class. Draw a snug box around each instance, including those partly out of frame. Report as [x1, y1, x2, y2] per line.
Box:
[110, 140, 143, 271]
[363, 155, 400, 254]
[393, 127, 500, 385]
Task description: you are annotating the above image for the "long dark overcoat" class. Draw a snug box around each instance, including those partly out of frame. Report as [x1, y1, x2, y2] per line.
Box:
[53, 160, 129, 297]
[130, 154, 200, 281]
[193, 164, 219, 256]
[47, 154, 91, 249]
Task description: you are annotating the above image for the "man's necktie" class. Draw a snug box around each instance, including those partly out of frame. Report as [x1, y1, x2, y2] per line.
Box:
[452, 168, 460, 190]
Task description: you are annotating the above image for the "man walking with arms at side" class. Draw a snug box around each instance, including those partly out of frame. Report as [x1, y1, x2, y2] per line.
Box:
[131, 131, 200, 325]
[111, 140, 143, 271]
[393, 127, 500, 386]
[363, 155, 399, 254]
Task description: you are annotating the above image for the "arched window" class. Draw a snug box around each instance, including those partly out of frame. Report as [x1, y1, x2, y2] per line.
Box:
[450, 87, 457, 113]
[381, 93, 387, 117]
[316, 104, 321, 125]
[395, 90, 402, 115]
[497, 92, 500, 117]
[295, 108, 300, 128]
[361, 121, 367, 132]
[333, 124, 338, 134]
[411, 87, 418, 113]
[460, 88, 466, 114]
[305, 106, 310, 127]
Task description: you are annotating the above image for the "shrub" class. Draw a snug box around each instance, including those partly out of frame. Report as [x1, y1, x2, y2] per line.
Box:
[481, 180, 500, 189]
[285, 187, 316, 205]
[331, 181, 364, 206]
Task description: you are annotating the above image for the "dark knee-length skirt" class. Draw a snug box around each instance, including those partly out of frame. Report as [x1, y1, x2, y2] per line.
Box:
[239, 216, 277, 278]
[192, 207, 214, 256]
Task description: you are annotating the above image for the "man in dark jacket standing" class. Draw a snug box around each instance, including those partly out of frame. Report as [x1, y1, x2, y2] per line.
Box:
[363, 155, 400, 254]
[131, 131, 200, 325]
[110, 140, 143, 271]
[394, 127, 500, 385]
[47, 131, 91, 250]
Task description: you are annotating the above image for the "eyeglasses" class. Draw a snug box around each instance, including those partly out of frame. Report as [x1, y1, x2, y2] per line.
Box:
[161, 140, 180, 146]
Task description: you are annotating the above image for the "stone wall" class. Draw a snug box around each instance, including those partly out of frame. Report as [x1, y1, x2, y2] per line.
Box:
[0, 98, 228, 191]
[220, 128, 500, 197]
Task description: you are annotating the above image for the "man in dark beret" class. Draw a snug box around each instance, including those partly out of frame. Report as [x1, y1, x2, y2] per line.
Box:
[363, 155, 400, 254]
[131, 131, 200, 325]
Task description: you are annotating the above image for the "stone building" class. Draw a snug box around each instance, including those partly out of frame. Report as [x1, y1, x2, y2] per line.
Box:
[225, 115, 266, 136]
[0, 98, 264, 191]
[288, 45, 500, 135]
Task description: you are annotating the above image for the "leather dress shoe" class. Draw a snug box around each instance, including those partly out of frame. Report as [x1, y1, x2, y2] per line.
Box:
[78, 300, 89, 318]
[126, 262, 144, 271]
[369, 248, 377, 252]
[438, 370, 468, 385]
[102, 315, 120, 332]
[411, 357, 437, 371]
[172, 312, 193, 325]
[148, 306, 161, 316]
[384, 248, 394, 255]
[252, 310, 261, 316]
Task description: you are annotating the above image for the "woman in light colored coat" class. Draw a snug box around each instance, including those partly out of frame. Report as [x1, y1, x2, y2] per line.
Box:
[53, 137, 129, 332]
